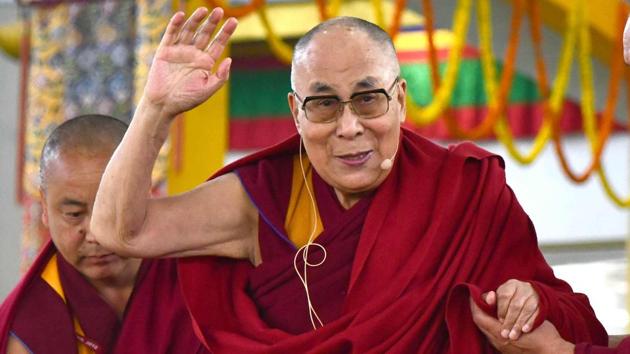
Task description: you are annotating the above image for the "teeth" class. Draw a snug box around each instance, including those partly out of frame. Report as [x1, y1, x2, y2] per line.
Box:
[343, 152, 367, 160]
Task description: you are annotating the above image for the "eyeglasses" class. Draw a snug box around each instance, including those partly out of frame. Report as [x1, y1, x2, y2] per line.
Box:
[293, 77, 400, 124]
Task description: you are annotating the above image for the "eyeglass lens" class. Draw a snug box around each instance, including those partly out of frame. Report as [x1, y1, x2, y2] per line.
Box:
[305, 91, 389, 122]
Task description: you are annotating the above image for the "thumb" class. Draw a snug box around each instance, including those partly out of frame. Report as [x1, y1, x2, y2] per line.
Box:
[482, 291, 497, 306]
[216, 57, 232, 81]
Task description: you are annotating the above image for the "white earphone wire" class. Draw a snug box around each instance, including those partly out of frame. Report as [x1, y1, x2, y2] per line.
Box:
[293, 139, 328, 330]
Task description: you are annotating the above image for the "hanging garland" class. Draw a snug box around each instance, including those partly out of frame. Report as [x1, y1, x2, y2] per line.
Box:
[422, 0, 440, 92]
[261, 0, 406, 66]
[204, 0, 265, 18]
[596, 3, 630, 207]
[550, 0, 618, 183]
[314, 0, 343, 20]
[371, 0, 385, 29]
[406, 0, 472, 125]
[492, 0, 574, 165]
[257, 3, 293, 65]
[421, 0, 459, 138]
[440, 0, 523, 140]
[387, 0, 406, 40]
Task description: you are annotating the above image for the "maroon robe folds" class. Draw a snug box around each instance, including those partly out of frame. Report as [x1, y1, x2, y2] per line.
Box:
[576, 340, 630, 354]
[0, 241, 204, 353]
[178, 128, 607, 353]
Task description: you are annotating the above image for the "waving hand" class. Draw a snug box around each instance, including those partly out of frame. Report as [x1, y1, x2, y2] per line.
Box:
[144, 7, 238, 117]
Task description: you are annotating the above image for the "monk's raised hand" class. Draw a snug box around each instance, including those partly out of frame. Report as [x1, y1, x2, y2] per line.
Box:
[143, 7, 238, 118]
[624, 15, 630, 64]
[490, 279, 540, 341]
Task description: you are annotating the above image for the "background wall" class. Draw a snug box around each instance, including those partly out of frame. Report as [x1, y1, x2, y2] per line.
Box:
[0, 3, 23, 298]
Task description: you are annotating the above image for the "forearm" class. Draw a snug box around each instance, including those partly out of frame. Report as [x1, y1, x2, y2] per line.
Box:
[91, 98, 173, 253]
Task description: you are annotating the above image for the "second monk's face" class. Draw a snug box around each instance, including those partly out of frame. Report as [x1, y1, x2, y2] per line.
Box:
[41, 150, 140, 285]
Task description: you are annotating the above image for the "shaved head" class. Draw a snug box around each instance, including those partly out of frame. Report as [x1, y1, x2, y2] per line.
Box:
[40, 114, 127, 190]
[290, 16, 400, 90]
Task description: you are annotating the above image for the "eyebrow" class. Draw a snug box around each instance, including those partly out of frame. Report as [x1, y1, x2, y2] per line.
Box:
[353, 77, 379, 90]
[308, 76, 381, 95]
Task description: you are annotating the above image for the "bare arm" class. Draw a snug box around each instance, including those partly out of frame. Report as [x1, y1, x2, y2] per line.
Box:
[91, 8, 259, 262]
[6, 334, 32, 354]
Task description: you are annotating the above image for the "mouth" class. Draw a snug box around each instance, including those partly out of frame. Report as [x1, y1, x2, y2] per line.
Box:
[336, 150, 373, 166]
[84, 253, 117, 264]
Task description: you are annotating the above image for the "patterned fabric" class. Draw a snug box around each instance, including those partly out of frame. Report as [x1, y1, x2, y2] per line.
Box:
[134, 0, 171, 192]
[20, 0, 172, 270]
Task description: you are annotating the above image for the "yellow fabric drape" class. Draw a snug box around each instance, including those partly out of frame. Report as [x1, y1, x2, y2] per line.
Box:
[285, 155, 324, 248]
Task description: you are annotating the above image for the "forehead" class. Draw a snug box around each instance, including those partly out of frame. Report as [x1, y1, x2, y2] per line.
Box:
[294, 27, 395, 92]
[44, 151, 109, 195]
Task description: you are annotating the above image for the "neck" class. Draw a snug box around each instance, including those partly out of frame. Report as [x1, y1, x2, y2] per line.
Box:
[334, 189, 367, 209]
[90, 259, 142, 318]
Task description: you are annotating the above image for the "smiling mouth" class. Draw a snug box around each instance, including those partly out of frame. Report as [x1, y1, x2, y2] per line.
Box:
[336, 150, 373, 165]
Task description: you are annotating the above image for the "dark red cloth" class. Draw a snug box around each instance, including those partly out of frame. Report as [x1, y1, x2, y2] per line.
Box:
[576, 339, 630, 354]
[0, 241, 205, 353]
[178, 128, 607, 353]
[239, 159, 373, 334]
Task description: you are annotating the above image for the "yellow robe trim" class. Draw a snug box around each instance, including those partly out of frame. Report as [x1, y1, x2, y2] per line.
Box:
[284, 155, 325, 248]
[40, 254, 94, 354]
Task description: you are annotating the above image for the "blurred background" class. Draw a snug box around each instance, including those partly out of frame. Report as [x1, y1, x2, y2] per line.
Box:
[0, 0, 628, 335]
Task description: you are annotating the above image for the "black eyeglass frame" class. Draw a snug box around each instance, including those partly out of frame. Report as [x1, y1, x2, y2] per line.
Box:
[292, 77, 401, 124]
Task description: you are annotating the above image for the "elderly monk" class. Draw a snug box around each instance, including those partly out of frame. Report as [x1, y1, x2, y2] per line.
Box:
[91, 7, 607, 353]
[0, 115, 204, 353]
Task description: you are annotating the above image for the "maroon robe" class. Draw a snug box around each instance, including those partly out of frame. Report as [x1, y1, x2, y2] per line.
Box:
[0, 241, 204, 353]
[576, 340, 630, 354]
[178, 128, 607, 353]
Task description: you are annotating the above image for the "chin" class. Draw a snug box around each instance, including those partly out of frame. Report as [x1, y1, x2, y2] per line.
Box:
[83, 268, 119, 282]
[79, 262, 124, 282]
[338, 174, 382, 192]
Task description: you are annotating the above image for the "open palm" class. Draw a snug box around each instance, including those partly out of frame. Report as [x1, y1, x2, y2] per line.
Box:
[144, 7, 238, 117]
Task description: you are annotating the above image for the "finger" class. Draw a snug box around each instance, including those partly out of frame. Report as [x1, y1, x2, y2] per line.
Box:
[482, 291, 497, 306]
[498, 287, 525, 338]
[508, 301, 538, 341]
[496, 283, 517, 322]
[470, 298, 500, 331]
[193, 7, 223, 50]
[206, 17, 238, 61]
[215, 57, 232, 81]
[176, 7, 209, 45]
[470, 299, 510, 350]
[160, 12, 186, 47]
[501, 291, 537, 340]
[624, 15, 630, 64]
[521, 306, 540, 334]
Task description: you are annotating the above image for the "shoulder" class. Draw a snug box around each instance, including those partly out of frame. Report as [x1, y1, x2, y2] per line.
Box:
[447, 141, 505, 169]
[401, 129, 506, 176]
[1, 243, 58, 330]
[8, 269, 75, 353]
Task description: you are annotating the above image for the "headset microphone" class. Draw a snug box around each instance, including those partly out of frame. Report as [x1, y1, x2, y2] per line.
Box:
[380, 144, 399, 170]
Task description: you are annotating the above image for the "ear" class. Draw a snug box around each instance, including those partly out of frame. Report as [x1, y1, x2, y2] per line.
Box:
[397, 78, 407, 123]
[287, 92, 302, 135]
[40, 189, 49, 228]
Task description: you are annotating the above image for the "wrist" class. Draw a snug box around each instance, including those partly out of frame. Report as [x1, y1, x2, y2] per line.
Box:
[547, 339, 575, 354]
[132, 97, 175, 148]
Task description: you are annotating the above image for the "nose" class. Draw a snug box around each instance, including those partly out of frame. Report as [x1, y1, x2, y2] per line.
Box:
[335, 103, 364, 139]
[82, 216, 98, 243]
